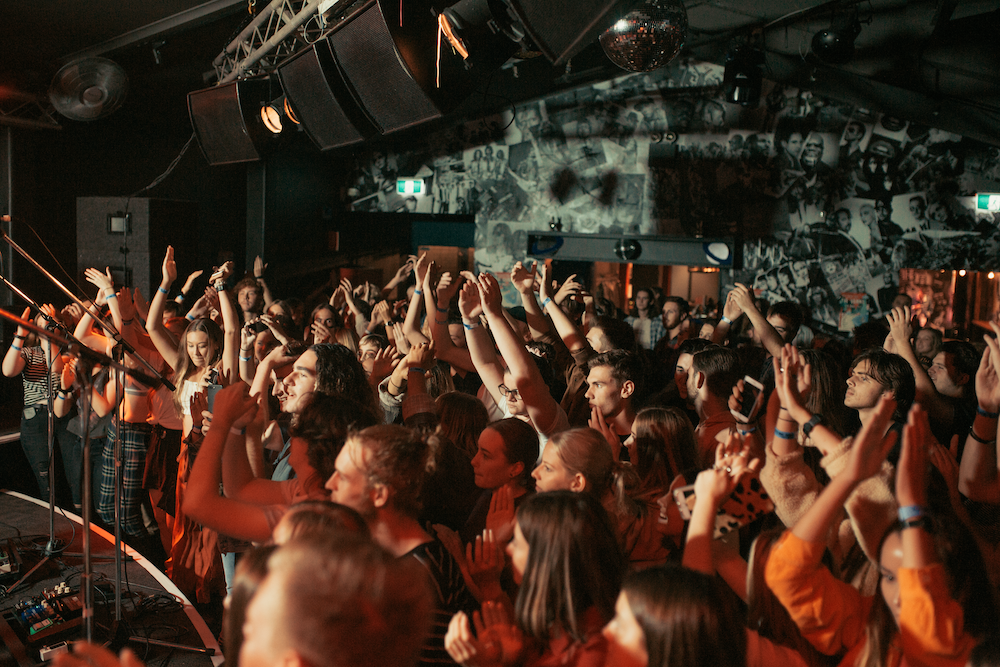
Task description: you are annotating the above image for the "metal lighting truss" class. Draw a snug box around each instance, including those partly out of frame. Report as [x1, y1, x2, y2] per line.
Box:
[213, 0, 356, 84]
[0, 90, 61, 130]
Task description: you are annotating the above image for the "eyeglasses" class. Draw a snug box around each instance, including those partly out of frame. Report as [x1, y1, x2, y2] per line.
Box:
[498, 384, 520, 400]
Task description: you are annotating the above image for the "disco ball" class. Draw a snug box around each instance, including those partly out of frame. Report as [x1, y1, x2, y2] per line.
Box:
[600, 0, 688, 72]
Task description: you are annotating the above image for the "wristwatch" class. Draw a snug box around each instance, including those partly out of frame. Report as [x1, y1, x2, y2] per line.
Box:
[802, 414, 823, 438]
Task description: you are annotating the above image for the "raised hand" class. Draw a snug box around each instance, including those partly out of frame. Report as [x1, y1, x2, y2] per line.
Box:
[311, 319, 333, 345]
[406, 340, 436, 371]
[722, 290, 743, 322]
[161, 246, 177, 284]
[772, 344, 812, 422]
[241, 319, 259, 351]
[477, 273, 504, 317]
[466, 529, 504, 595]
[253, 256, 267, 279]
[538, 262, 554, 302]
[60, 358, 77, 392]
[370, 346, 398, 381]
[730, 282, 756, 314]
[117, 287, 136, 322]
[553, 273, 582, 305]
[437, 271, 462, 304]
[260, 314, 291, 345]
[391, 322, 411, 355]
[975, 322, 1000, 414]
[210, 383, 259, 431]
[897, 405, 931, 508]
[15, 306, 31, 338]
[445, 612, 494, 667]
[413, 252, 430, 286]
[841, 394, 897, 485]
[181, 269, 204, 294]
[459, 281, 484, 321]
[209, 260, 234, 285]
[887, 305, 913, 349]
[509, 261, 536, 295]
[85, 267, 115, 301]
[485, 483, 515, 544]
[370, 300, 391, 327]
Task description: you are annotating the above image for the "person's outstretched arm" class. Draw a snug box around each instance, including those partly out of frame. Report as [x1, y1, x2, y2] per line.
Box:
[537, 263, 588, 353]
[253, 257, 273, 308]
[730, 283, 783, 358]
[402, 253, 431, 346]
[887, 305, 952, 428]
[959, 321, 1000, 502]
[183, 384, 275, 542]
[459, 280, 505, 408]
[210, 261, 240, 383]
[429, 271, 476, 373]
[146, 247, 181, 371]
[479, 272, 561, 434]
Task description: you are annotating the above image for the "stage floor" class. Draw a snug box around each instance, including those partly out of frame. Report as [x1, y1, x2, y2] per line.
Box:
[0, 491, 222, 667]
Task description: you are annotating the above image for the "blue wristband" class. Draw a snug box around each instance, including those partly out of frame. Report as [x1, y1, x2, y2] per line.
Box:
[414, 289, 423, 296]
[977, 405, 999, 419]
[10, 344, 22, 351]
[158, 286, 169, 295]
[898, 505, 927, 522]
[105, 292, 117, 299]
[463, 322, 479, 330]
[540, 297, 552, 310]
[774, 428, 796, 440]
[186, 313, 195, 321]
[239, 355, 251, 362]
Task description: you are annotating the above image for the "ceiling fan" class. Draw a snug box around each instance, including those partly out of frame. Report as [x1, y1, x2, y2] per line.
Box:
[48, 57, 128, 121]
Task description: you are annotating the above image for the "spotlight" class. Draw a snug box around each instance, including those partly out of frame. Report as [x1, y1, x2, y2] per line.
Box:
[260, 95, 299, 134]
[811, 13, 861, 65]
[723, 44, 764, 107]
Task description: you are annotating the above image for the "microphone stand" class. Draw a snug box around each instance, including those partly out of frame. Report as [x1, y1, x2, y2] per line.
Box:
[0, 311, 156, 641]
[1, 270, 69, 556]
[0, 225, 175, 626]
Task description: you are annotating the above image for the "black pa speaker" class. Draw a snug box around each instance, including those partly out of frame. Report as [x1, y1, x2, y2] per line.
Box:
[277, 40, 379, 151]
[188, 78, 276, 165]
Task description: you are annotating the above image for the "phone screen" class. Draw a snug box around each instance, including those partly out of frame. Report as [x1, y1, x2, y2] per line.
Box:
[739, 382, 762, 420]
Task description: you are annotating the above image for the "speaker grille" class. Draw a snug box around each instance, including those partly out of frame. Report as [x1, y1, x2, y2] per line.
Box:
[278, 41, 378, 151]
[329, 2, 441, 134]
[188, 79, 272, 165]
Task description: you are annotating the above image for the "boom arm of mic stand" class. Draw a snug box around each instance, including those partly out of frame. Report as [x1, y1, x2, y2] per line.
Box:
[0, 227, 175, 391]
[0, 309, 164, 389]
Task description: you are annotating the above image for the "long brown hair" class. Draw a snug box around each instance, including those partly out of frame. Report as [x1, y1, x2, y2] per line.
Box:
[631, 407, 697, 497]
[171, 317, 223, 410]
[515, 492, 624, 645]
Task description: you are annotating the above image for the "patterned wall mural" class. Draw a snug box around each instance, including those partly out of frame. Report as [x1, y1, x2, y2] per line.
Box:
[343, 58, 1000, 330]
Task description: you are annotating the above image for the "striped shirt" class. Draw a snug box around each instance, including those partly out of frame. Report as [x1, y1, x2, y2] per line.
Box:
[20, 346, 59, 406]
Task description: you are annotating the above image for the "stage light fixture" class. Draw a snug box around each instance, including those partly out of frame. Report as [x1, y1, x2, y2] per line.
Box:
[260, 95, 299, 134]
[811, 13, 861, 65]
[723, 44, 764, 107]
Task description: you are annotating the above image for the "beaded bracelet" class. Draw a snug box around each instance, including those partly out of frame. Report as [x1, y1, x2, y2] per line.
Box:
[158, 286, 169, 295]
[977, 405, 999, 419]
[774, 428, 796, 440]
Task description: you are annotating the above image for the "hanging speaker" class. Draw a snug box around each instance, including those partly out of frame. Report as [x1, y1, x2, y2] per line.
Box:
[187, 78, 276, 165]
[277, 39, 378, 151]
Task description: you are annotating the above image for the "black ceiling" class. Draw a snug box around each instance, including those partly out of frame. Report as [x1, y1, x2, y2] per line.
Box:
[1, 0, 998, 144]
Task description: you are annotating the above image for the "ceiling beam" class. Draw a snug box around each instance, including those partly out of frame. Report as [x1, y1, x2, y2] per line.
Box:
[62, 0, 247, 62]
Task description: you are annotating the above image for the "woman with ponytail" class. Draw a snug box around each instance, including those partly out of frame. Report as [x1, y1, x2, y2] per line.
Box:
[533, 428, 671, 567]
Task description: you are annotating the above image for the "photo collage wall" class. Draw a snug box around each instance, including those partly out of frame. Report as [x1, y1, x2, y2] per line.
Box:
[343, 59, 1000, 326]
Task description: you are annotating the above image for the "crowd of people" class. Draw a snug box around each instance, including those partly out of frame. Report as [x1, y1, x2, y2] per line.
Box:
[6, 247, 1000, 667]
